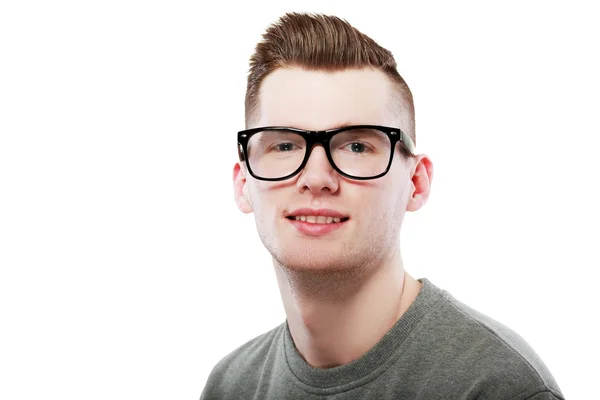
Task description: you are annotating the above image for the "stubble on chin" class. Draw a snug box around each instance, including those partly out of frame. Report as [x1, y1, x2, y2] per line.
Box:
[267, 232, 389, 302]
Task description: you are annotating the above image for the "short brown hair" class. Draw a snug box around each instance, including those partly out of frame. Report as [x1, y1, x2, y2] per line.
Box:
[245, 12, 416, 146]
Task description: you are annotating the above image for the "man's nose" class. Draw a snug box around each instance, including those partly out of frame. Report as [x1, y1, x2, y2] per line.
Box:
[296, 145, 340, 194]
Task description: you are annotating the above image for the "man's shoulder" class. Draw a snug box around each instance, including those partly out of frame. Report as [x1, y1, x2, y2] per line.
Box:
[214, 321, 283, 370]
[200, 321, 285, 399]
[427, 289, 564, 399]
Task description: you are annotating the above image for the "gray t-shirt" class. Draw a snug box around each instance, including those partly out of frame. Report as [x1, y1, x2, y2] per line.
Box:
[200, 278, 564, 399]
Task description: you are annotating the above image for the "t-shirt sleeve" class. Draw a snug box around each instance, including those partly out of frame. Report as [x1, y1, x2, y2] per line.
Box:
[199, 356, 233, 400]
[199, 364, 221, 400]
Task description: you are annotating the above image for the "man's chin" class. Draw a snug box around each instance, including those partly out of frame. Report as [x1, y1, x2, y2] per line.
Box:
[273, 248, 360, 275]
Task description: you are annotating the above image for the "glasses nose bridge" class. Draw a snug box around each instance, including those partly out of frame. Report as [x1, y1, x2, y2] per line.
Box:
[304, 130, 332, 158]
[298, 130, 338, 187]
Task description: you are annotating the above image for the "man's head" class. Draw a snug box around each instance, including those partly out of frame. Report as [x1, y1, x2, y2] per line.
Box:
[234, 13, 433, 275]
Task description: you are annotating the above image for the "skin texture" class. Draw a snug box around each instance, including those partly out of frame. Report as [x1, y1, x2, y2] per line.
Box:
[233, 67, 434, 369]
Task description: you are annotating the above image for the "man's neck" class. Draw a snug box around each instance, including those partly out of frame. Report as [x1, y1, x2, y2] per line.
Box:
[273, 248, 422, 369]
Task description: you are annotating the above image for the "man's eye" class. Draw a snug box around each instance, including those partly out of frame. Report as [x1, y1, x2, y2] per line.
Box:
[342, 142, 369, 153]
[276, 142, 295, 151]
[349, 143, 365, 153]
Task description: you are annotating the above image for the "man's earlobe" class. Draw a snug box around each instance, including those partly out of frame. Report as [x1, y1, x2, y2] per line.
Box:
[407, 155, 434, 212]
[233, 163, 253, 214]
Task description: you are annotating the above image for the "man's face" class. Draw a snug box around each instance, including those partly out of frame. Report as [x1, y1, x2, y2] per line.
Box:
[235, 67, 417, 273]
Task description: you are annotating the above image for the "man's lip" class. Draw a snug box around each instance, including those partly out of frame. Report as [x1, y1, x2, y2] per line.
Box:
[287, 218, 348, 236]
[285, 208, 349, 219]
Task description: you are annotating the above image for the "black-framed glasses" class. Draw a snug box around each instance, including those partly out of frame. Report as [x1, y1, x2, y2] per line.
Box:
[237, 125, 416, 181]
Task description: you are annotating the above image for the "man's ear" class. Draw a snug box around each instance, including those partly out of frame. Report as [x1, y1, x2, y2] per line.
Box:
[407, 154, 434, 212]
[233, 162, 253, 213]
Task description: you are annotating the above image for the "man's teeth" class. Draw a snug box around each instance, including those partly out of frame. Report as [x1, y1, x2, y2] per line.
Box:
[293, 216, 342, 224]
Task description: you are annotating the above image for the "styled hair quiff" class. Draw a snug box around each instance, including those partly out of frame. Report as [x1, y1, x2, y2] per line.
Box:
[245, 12, 416, 146]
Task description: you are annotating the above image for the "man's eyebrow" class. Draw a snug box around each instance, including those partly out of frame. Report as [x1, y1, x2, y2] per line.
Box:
[276, 122, 358, 130]
[329, 122, 356, 130]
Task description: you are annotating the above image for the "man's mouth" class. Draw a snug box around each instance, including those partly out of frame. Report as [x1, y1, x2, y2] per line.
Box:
[286, 215, 350, 224]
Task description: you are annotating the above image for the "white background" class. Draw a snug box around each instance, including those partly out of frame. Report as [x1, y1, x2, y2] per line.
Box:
[1, 1, 598, 399]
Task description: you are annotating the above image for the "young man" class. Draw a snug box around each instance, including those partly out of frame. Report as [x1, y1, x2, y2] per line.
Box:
[201, 12, 564, 400]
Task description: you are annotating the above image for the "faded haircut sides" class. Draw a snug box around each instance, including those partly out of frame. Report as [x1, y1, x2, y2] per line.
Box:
[244, 12, 416, 147]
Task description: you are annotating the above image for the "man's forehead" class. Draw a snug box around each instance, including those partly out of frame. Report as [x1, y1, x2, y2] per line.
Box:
[257, 67, 396, 129]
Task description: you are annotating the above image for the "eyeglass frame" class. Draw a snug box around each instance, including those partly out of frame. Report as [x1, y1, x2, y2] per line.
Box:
[237, 125, 417, 182]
